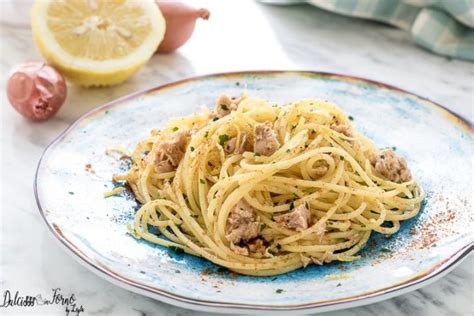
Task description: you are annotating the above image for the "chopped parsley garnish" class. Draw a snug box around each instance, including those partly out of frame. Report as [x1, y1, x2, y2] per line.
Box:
[336, 283, 342, 287]
[190, 146, 195, 152]
[291, 125, 297, 130]
[212, 117, 219, 121]
[392, 146, 397, 151]
[235, 82, 240, 86]
[200, 179, 205, 184]
[260, 223, 266, 231]
[220, 104, 229, 111]
[276, 289, 283, 294]
[172, 127, 179, 132]
[380, 155, 385, 159]
[254, 153, 261, 157]
[348, 115, 354, 121]
[289, 201, 295, 210]
[175, 270, 181, 273]
[204, 131, 209, 138]
[380, 247, 392, 253]
[340, 156, 345, 160]
[286, 149, 290, 153]
[68, 191, 74, 195]
[218, 134, 230, 146]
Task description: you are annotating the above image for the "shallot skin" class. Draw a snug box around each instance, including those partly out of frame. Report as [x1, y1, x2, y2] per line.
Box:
[157, 1, 209, 53]
[7, 61, 67, 121]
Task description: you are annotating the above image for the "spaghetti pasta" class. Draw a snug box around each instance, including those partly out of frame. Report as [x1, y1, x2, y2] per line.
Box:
[115, 94, 424, 276]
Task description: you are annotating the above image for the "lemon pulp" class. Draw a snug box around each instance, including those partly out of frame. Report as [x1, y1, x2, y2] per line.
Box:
[32, 0, 165, 87]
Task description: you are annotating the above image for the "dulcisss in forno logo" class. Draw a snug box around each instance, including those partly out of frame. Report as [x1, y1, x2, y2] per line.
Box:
[0, 288, 84, 315]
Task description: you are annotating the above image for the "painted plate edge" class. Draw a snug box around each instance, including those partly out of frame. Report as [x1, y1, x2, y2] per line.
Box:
[34, 70, 474, 314]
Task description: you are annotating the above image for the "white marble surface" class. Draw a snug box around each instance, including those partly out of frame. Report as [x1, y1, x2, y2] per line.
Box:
[0, 1, 472, 315]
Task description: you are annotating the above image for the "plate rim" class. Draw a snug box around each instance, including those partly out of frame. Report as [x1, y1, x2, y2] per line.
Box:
[34, 70, 474, 313]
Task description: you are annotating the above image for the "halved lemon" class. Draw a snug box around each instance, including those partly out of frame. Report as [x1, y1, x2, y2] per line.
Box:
[31, 0, 165, 87]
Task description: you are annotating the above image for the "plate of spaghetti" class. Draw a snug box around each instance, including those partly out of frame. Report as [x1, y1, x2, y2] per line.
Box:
[35, 71, 473, 314]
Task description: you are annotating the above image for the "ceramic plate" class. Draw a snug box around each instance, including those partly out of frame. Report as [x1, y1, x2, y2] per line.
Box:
[35, 71, 473, 314]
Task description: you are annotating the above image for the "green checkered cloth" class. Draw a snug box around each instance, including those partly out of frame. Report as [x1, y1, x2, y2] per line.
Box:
[265, 0, 474, 61]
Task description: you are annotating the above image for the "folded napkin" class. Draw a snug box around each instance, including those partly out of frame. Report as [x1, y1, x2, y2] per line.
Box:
[261, 0, 474, 61]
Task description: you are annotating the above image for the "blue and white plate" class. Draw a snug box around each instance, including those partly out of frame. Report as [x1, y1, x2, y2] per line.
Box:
[35, 71, 473, 314]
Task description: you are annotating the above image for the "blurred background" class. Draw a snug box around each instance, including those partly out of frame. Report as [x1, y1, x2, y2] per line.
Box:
[1, 0, 473, 121]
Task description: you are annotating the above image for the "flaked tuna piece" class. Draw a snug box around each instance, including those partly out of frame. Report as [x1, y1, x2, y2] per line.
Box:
[230, 242, 249, 256]
[224, 132, 250, 154]
[230, 239, 266, 257]
[330, 123, 353, 137]
[214, 95, 242, 118]
[248, 238, 266, 255]
[311, 257, 323, 265]
[154, 131, 189, 173]
[174, 130, 189, 148]
[254, 122, 280, 156]
[371, 149, 412, 183]
[274, 203, 311, 231]
[300, 254, 311, 268]
[225, 199, 260, 245]
[313, 160, 329, 177]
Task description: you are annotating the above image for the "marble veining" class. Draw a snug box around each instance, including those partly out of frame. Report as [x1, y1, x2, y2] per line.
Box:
[0, 1, 472, 315]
